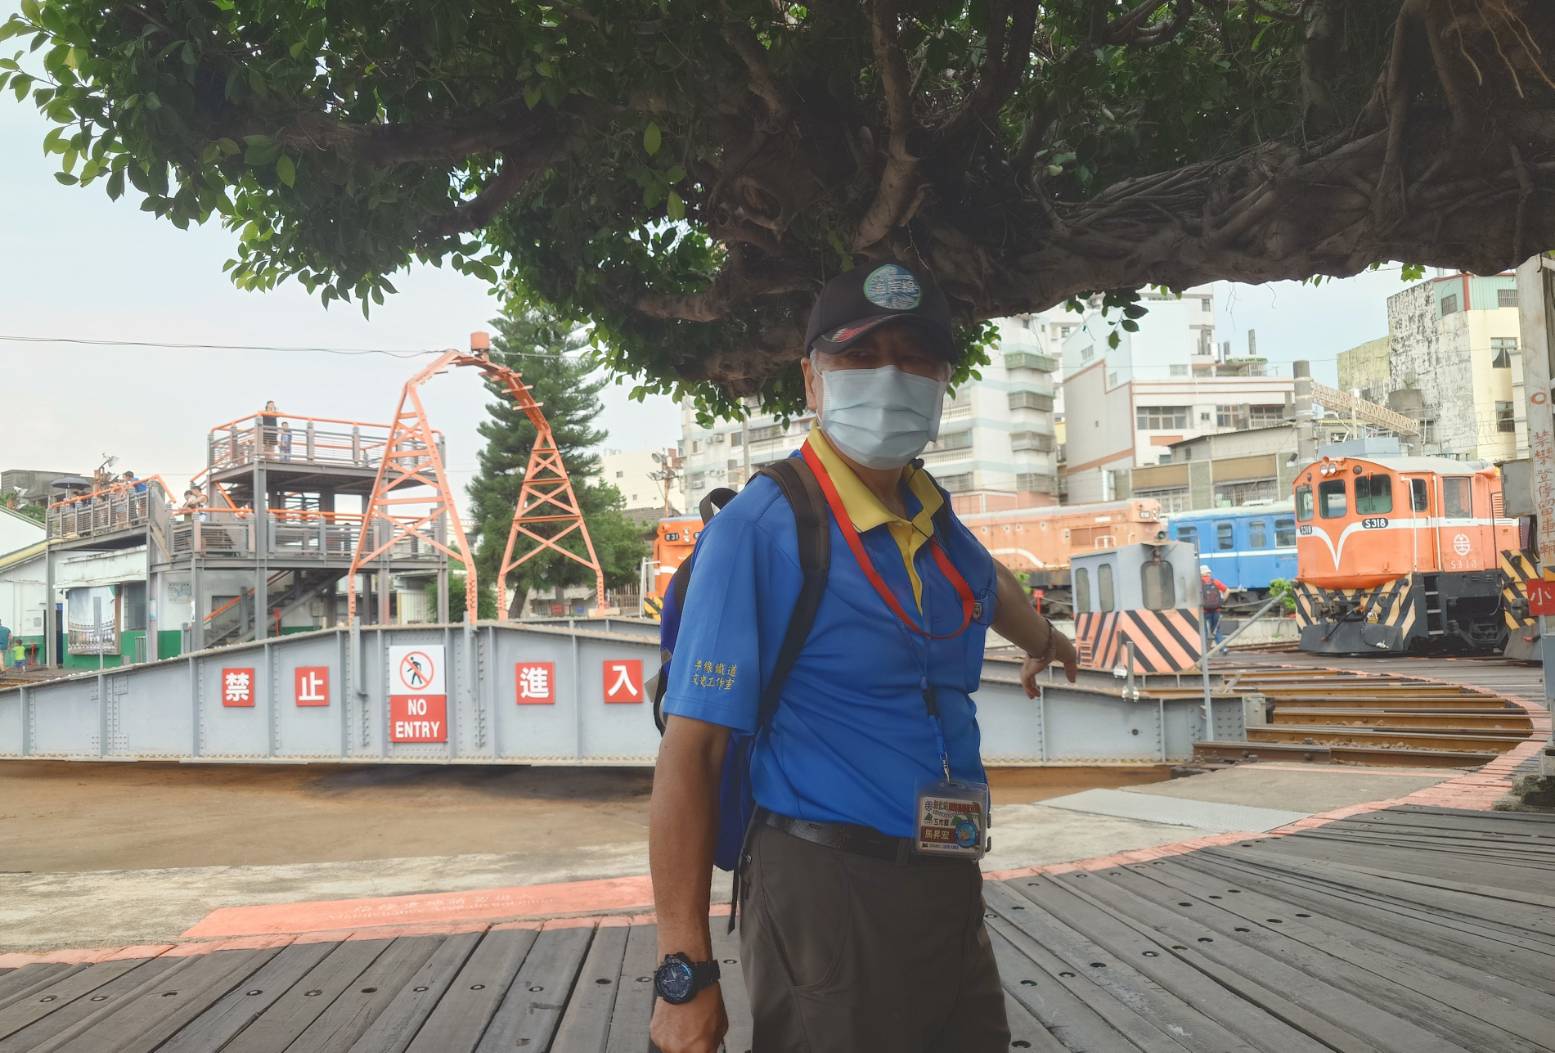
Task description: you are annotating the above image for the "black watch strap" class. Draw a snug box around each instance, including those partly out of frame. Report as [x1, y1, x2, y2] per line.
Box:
[691, 959, 721, 989]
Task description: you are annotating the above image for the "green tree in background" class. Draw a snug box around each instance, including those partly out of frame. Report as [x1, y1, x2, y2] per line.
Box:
[429, 574, 499, 624]
[466, 303, 648, 616]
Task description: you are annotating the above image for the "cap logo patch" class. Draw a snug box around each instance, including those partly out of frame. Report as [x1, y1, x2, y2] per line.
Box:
[863, 264, 922, 310]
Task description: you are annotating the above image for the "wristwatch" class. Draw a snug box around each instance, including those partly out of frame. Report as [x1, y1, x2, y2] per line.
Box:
[653, 952, 721, 1005]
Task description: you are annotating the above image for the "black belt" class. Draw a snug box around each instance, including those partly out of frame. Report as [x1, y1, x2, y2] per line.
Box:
[757, 809, 968, 866]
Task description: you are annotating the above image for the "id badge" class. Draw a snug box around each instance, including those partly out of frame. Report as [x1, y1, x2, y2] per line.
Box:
[914, 778, 990, 859]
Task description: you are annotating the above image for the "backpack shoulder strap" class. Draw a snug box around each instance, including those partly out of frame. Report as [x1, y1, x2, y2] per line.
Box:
[754, 457, 831, 726]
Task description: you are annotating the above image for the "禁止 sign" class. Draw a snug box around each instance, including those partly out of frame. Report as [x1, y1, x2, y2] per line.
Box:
[221, 667, 255, 708]
[515, 661, 556, 705]
[388, 645, 446, 743]
[603, 659, 643, 704]
[294, 666, 330, 707]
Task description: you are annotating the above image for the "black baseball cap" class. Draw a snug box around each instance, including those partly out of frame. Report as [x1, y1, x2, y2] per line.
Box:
[804, 261, 957, 361]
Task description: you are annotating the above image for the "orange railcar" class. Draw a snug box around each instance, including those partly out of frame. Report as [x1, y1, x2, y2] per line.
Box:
[1292, 455, 1518, 654]
[640, 515, 703, 620]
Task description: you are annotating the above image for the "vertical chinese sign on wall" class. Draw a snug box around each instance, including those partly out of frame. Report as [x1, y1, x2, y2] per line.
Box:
[388, 645, 447, 743]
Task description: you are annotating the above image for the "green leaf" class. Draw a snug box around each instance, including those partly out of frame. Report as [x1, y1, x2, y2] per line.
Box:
[63, 45, 77, 69]
[643, 122, 661, 157]
[105, 168, 124, 200]
[665, 189, 684, 221]
[275, 154, 295, 187]
[53, 171, 77, 185]
[523, 81, 542, 108]
[1107, 330, 1121, 349]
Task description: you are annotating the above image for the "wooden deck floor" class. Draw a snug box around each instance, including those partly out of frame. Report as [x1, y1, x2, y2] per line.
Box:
[0, 804, 1551, 1052]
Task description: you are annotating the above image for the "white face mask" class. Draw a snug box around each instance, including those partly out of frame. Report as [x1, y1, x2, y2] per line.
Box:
[816, 363, 948, 470]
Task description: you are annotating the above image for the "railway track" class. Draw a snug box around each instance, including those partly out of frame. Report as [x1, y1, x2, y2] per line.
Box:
[1192, 661, 1542, 769]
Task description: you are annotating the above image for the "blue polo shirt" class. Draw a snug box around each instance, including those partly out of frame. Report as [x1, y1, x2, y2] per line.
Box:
[660, 431, 998, 838]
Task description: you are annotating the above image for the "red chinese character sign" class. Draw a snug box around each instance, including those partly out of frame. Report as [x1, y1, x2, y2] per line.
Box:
[388, 644, 447, 743]
[221, 667, 255, 708]
[603, 659, 644, 704]
[294, 667, 330, 707]
[515, 661, 556, 705]
[1529, 576, 1555, 616]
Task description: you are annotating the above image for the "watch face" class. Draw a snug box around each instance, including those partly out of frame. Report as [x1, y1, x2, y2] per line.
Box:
[656, 958, 696, 1003]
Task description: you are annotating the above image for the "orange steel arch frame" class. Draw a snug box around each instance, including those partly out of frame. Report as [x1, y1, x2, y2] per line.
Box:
[346, 332, 606, 624]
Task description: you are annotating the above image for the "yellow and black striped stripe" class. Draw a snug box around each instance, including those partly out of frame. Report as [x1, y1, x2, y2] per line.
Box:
[1076, 609, 1203, 674]
[1499, 550, 1538, 633]
[642, 594, 664, 621]
[1294, 577, 1417, 639]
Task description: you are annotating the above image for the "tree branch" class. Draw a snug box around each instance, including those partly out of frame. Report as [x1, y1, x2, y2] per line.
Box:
[720, 7, 791, 120]
[935, 0, 1038, 144]
[852, 0, 919, 251]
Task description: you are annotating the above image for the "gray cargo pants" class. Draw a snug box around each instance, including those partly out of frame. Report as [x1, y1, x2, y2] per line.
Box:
[739, 823, 1010, 1052]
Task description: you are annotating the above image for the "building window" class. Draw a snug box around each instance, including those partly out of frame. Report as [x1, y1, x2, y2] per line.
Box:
[691, 440, 702, 453]
[1214, 478, 1278, 506]
[1008, 392, 1052, 412]
[1169, 364, 1188, 377]
[1249, 520, 1267, 548]
[1216, 522, 1234, 550]
[730, 432, 742, 447]
[1097, 563, 1115, 612]
[1141, 559, 1175, 610]
[1319, 479, 1346, 518]
[1135, 487, 1188, 513]
[1441, 293, 1459, 316]
[1216, 405, 1245, 430]
[935, 429, 974, 452]
[1248, 404, 1286, 427]
[1492, 337, 1516, 368]
[1356, 474, 1393, 514]
[938, 473, 973, 493]
[1136, 405, 1189, 430]
[748, 424, 783, 442]
[120, 582, 147, 632]
[1015, 472, 1052, 494]
[1496, 401, 1516, 433]
[1499, 287, 1519, 308]
[1080, 343, 1094, 362]
[1010, 432, 1052, 453]
[1275, 517, 1295, 546]
[615, 470, 623, 478]
[1443, 476, 1472, 518]
[1074, 568, 1091, 613]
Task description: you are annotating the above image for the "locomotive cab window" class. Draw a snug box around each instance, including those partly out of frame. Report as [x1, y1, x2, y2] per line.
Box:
[1074, 568, 1092, 613]
[1319, 479, 1347, 518]
[1296, 485, 1313, 521]
[1410, 479, 1429, 513]
[1141, 559, 1175, 610]
[1097, 563, 1116, 612]
[1443, 477, 1472, 519]
[1249, 520, 1268, 548]
[1275, 517, 1295, 546]
[1356, 474, 1393, 515]
[1216, 522, 1234, 549]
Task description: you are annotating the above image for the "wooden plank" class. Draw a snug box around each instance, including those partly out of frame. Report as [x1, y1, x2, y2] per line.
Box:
[1037, 870, 1470, 1053]
[0, 965, 77, 1013]
[285, 936, 445, 1053]
[1003, 877, 1338, 1053]
[604, 921, 658, 1053]
[345, 930, 483, 1053]
[222, 939, 390, 1053]
[0, 957, 152, 1041]
[984, 883, 1277, 1053]
[59, 948, 282, 1053]
[403, 926, 538, 1053]
[475, 925, 593, 1052]
[985, 919, 1151, 1052]
[709, 915, 752, 1053]
[0, 958, 179, 1052]
[551, 922, 629, 1053]
[157, 941, 336, 1053]
[1000, 995, 1070, 1053]
[1248, 832, 1555, 889]
[1173, 854, 1555, 1000]
[1110, 862, 1551, 1051]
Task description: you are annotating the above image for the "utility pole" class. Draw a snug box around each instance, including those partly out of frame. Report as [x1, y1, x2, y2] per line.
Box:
[1515, 253, 1555, 779]
[1293, 359, 1316, 463]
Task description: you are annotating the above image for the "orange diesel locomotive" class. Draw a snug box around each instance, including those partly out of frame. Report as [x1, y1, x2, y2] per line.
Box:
[1292, 455, 1517, 654]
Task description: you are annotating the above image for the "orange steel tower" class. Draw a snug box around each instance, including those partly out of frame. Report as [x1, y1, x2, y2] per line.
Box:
[346, 331, 606, 623]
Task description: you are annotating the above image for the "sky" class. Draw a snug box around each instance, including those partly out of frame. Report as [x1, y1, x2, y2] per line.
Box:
[0, 5, 1414, 501]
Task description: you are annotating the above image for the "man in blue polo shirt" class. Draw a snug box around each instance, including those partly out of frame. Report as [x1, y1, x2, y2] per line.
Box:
[649, 262, 1078, 1053]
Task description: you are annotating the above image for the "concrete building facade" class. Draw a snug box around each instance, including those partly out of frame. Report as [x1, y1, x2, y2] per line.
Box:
[1385, 272, 1523, 460]
[600, 448, 679, 521]
[1060, 289, 1295, 503]
[678, 315, 1063, 510]
[1336, 337, 1391, 404]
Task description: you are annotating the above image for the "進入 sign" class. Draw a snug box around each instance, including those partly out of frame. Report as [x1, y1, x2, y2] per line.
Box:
[388, 644, 447, 743]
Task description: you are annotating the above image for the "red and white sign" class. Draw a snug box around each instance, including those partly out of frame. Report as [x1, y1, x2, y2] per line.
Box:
[515, 661, 556, 705]
[294, 666, 330, 707]
[388, 644, 447, 743]
[603, 659, 644, 704]
[1529, 576, 1555, 616]
[221, 667, 255, 708]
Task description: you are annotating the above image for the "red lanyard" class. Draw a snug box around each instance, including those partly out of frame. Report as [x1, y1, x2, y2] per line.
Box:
[801, 443, 975, 640]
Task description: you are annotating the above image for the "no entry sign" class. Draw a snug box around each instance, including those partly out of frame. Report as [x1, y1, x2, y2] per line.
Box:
[388, 644, 447, 743]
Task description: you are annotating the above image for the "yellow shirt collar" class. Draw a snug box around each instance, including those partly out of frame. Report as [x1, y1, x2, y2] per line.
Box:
[805, 427, 943, 537]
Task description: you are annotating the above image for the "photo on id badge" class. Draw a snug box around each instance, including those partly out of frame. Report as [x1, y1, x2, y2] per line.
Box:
[915, 778, 990, 858]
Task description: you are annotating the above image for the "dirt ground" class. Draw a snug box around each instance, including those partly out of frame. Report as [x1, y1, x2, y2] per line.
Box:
[0, 761, 1170, 874]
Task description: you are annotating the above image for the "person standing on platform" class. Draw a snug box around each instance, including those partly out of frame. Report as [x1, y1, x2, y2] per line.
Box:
[648, 262, 1078, 1053]
[279, 421, 294, 461]
[261, 401, 280, 458]
[1201, 565, 1229, 644]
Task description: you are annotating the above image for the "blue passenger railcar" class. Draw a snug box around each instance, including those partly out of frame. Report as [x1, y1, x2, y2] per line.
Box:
[1165, 503, 1297, 595]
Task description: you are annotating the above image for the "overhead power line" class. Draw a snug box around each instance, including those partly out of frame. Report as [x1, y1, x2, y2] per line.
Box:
[0, 334, 589, 360]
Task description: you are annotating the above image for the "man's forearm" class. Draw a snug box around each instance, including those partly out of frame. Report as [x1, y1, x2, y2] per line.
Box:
[991, 562, 1053, 656]
[649, 717, 729, 959]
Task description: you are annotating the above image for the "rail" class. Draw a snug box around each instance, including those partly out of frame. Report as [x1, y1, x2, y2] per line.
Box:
[166, 509, 443, 562]
[207, 410, 442, 472]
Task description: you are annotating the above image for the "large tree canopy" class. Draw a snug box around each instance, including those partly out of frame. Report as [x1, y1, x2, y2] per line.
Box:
[5, 1, 1554, 413]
